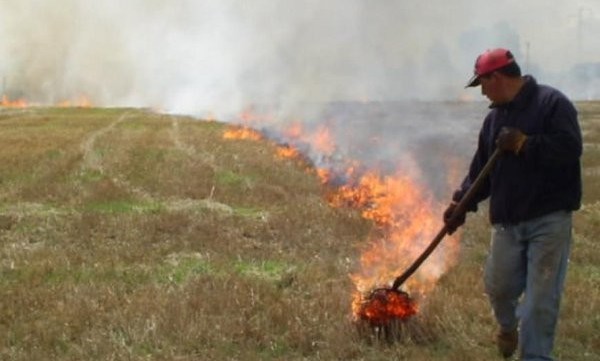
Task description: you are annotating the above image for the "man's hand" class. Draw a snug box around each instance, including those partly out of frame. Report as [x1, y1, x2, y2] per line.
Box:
[496, 127, 527, 155]
[443, 201, 466, 235]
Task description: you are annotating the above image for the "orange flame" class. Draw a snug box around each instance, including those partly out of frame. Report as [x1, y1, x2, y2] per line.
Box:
[333, 168, 458, 325]
[1, 95, 28, 108]
[56, 96, 92, 108]
[353, 289, 418, 325]
[281, 122, 336, 156]
[222, 126, 263, 141]
[276, 145, 300, 159]
[328, 169, 451, 294]
[1, 94, 93, 108]
[283, 121, 303, 139]
[311, 125, 335, 156]
[222, 109, 461, 325]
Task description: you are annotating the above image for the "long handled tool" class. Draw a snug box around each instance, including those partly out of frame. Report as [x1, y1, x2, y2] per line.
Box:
[390, 148, 502, 291]
[356, 149, 502, 334]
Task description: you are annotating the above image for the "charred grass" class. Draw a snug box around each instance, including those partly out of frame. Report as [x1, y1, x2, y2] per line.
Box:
[0, 104, 599, 360]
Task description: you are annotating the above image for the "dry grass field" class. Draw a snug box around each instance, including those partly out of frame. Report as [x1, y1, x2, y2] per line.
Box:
[0, 103, 599, 360]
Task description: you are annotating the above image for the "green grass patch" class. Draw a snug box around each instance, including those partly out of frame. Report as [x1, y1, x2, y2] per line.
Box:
[84, 200, 164, 214]
[215, 170, 249, 187]
[0, 256, 298, 289]
[47, 266, 150, 286]
[232, 206, 267, 218]
[0, 265, 150, 287]
[75, 169, 104, 183]
[0, 201, 63, 215]
[44, 149, 63, 160]
[1, 256, 215, 287]
[155, 255, 214, 284]
[0, 171, 36, 185]
[130, 148, 168, 163]
[119, 121, 145, 129]
[234, 259, 295, 282]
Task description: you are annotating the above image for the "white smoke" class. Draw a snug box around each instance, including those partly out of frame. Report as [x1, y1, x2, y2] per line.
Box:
[2, 0, 599, 116]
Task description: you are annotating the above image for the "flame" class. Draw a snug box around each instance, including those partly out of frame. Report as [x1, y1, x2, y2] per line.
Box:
[311, 125, 335, 156]
[310, 132, 458, 325]
[353, 289, 418, 325]
[56, 95, 92, 108]
[281, 122, 335, 156]
[327, 169, 450, 295]
[332, 167, 457, 324]
[1, 95, 28, 108]
[1, 94, 93, 108]
[316, 168, 332, 184]
[222, 109, 461, 325]
[283, 121, 303, 139]
[276, 145, 300, 159]
[222, 126, 263, 141]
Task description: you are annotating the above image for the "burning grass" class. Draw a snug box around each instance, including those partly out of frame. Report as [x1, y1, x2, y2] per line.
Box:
[354, 288, 417, 326]
[0, 104, 599, 360]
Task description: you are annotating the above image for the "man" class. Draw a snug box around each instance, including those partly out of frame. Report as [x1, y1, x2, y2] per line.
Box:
[444, 48, 582, 360]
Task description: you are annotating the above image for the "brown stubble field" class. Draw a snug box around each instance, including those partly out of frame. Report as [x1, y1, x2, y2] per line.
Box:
[0, 103, 598, 360]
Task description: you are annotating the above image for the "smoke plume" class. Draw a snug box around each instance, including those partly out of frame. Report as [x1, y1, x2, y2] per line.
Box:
[2, 0, 599, 116]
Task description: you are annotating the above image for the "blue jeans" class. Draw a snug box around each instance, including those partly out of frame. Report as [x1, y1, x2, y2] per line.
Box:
[484, 210, 572, 361]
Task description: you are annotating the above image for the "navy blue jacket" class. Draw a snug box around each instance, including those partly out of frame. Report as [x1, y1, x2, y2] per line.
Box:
[453, 76, 582, 225]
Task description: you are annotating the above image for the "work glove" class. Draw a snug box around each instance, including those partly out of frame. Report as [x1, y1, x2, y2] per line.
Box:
[443, 201, 466, 235]
[496, 127, 527, 155]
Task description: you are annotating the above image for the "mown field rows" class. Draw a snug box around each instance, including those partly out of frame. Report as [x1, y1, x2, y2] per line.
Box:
[0, 104, 598, 360]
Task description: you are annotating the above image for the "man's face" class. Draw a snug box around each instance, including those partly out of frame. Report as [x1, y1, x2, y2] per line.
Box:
[479, 72, 501, 102]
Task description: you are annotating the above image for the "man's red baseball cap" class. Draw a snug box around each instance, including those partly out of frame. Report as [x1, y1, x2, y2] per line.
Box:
[466, 48, 516, 87]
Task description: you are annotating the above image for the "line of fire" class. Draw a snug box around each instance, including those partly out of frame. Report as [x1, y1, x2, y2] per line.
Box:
[222, 108, 463, 341]
[2, 98, 463, 341]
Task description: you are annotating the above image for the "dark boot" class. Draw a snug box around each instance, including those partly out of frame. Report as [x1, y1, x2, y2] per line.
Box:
[496, 329, 518, 358]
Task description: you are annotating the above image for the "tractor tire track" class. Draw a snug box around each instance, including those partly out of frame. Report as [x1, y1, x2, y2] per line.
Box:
[168, 115, 215, 165]
[80, 112, 131, 173]
[166, 116, 232, 212]
[79, 111, 154, 202]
